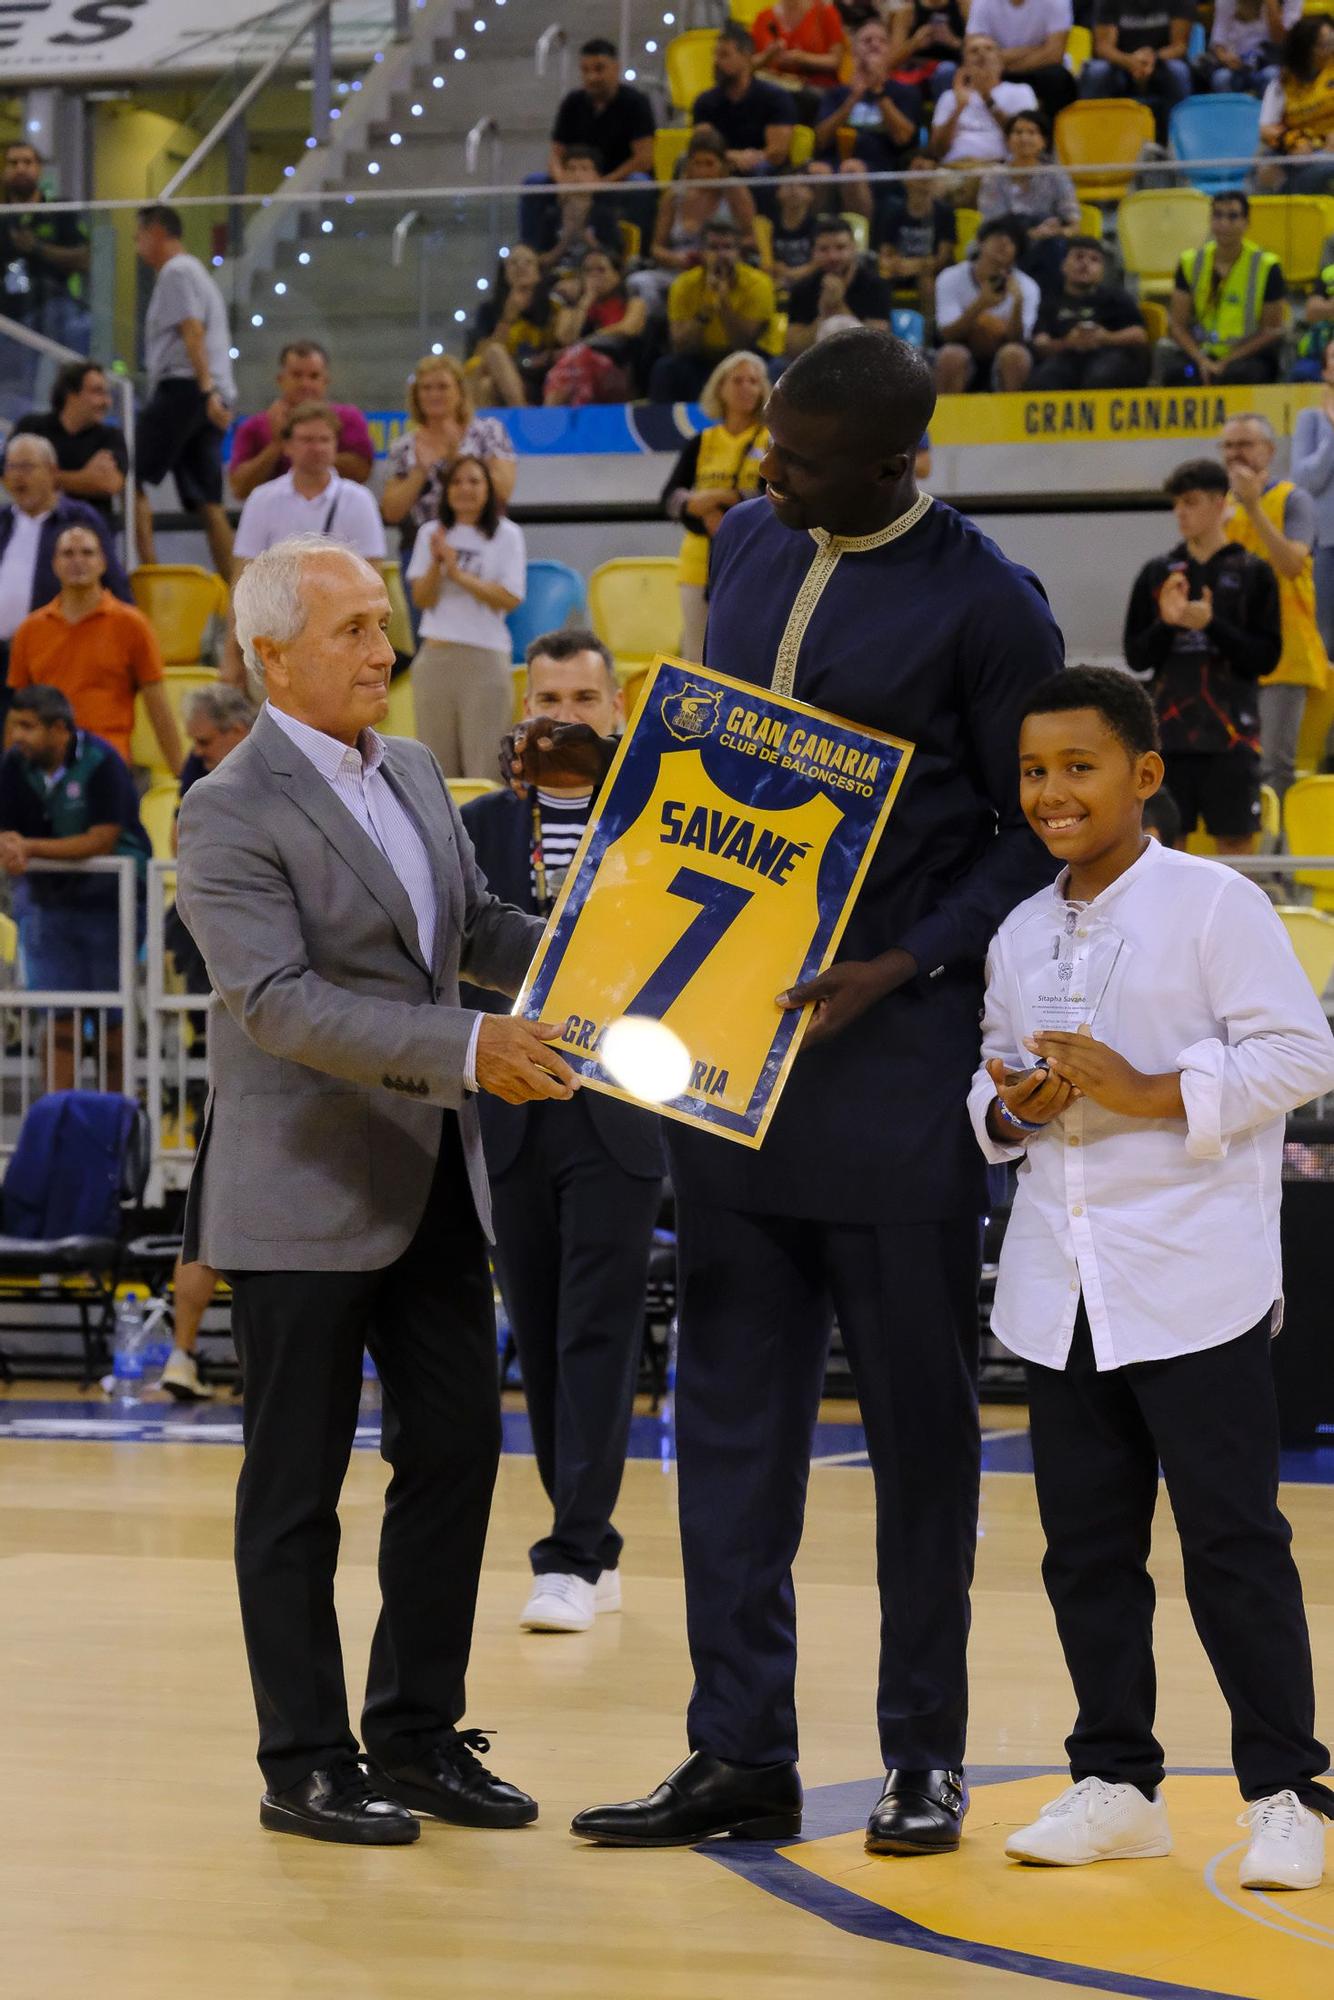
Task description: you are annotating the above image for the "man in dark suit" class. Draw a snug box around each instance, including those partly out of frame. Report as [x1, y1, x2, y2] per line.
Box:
[176, 534, 577, 1847]
[572, 331, 1065, 1857]
[462, 629, 664, 1635]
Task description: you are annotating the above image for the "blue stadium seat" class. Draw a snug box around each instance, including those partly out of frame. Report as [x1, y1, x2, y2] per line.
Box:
[1169, 95, 1263, 193]
[891, 308, 927, 348]
[505, 559, 587, 664]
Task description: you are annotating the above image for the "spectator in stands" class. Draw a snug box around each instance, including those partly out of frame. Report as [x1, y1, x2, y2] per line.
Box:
[934, 216, 1039, 391]
[965, 0, 1076, 120]
[772, 176, 824, 299]
[1222, 413, 1330, 801]
[977, 109, 1081, 248]
[650, 220, 780, 402]
[0, 142, 89, 364]
[157, 683, 256, 1404]
[544, 249, 648, 404]
[1164, 191, 1287, 387]
[132, 203, 235, 578]
[0, 434, 130, 691]
[529, 146, 622, 274]
[1291, 254, 1334, 382]
[1201, 0, 1298, 98]
[0, 684, 150, 1090]
[662, 351, 772, 661]
[233, 403, 387, 565]
[1124, 459, 1279, 853]
[381, 354, 517, 629]
[785, 216, 892, 356]
[693, 21, 797, 181]
[461, 633, 663, 1636]
[812, 16, 923, 219]
[1080, 0, 1192, 141]
[636, 126, 760, 317]
[1028, 237, 1152, 390]
[1291, 345, 1334, 658]
[466, 245, 555, 408]
[930, 34, 1039, 184]
[8, 523, 181, 773]
[546, 38, 655, 194]
[876, 154, 957, 319]
[752, 1, 849, 122]
[227, 340, 374, 503]
[1258, 17, 1334, 194]
[407, 457, 526, 778]
[882, 0, 969, 102]
[11, 362, 127, 530]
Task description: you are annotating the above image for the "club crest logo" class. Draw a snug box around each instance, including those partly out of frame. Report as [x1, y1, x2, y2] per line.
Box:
[661, 683, 722, 743]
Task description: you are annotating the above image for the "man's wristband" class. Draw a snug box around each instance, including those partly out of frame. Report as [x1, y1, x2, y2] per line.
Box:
[993, 1096, 1043, 1137]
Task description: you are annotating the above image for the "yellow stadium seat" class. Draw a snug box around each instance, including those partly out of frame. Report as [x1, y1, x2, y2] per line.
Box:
[129, 565, 227, 666]
[956, 206, 980, 255]
[1284, 774, 1334, 912]
[1117, 187, 1210, 296]
[1261, 781, 1281, 844]
[1078, 202, 1102, 239]
[385, 672, 416, 738]
[447, 778, 500, 807]
[618, 217, 642, 263]
[752, 211, 774, 271]
[139, 778, 180, 862]
[730, 0, 768, 23]
[1277, 905, 1334, 996]
[1055, 98, 1156, 203]
[1246, 195, 1330, 288]
[131, 664, 216, 775]
[1140, 297, 1168, 343]
[654, 125, 691, 183]
[618, 664, 654, 721]
[511, 663, 526, 724]
[789, 123, 815, 169]
[1066, 24, 1091, 76]
[588, 558, 683, 674]
[666, 29, 719, 114]
[0, 911, 17, 968]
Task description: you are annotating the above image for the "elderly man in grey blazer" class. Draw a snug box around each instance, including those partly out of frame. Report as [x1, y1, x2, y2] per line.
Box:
[176, 532, 575, 1847]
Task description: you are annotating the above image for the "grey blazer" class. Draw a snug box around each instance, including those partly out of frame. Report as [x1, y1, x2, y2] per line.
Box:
[175, 707, 543, 1271]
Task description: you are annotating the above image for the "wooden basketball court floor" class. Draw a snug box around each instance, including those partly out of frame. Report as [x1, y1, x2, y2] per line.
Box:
[4, 1389, 1334, 2000]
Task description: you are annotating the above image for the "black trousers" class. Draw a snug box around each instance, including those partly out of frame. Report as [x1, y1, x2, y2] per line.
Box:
[675, 1204, 981, 1769]
[228, 1122, 500, 1792]
[1026, 1305, 1334, 1812]
[1027, 348, 1154, 394]
[491, 1097, 661, 1582]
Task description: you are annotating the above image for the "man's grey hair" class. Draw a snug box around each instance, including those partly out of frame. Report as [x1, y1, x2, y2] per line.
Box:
[232, 533, 378, 683]
[4, 431, 57, 469]
[183, 684, 256, 733]
[1225, 412, 1278, 447]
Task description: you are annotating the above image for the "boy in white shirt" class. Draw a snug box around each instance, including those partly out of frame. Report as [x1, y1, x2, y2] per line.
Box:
[971, 664, 1334, 1890]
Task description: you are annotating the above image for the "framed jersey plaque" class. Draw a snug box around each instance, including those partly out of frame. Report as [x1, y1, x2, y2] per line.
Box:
[513, 657, 914, 1146]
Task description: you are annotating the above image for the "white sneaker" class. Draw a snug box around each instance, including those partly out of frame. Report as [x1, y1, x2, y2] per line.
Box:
[1005, 1777, 1173, 1865]
[1238, 1791, 1328, 1890]
[158, 1347, 213, 1401]
[594, 1570, 622, 1615]
[519, 1573, 595, 1633]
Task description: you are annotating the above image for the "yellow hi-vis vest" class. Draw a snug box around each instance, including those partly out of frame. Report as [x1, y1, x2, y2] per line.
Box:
[1225, 481, 1330, 691]
[1184, 239, 1281, 358]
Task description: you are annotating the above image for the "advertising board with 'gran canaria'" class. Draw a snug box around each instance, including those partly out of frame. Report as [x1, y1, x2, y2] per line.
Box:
[513, 657, 914, 1146]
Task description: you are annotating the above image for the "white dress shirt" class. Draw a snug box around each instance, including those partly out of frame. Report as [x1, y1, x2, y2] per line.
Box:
[265, 702, 482, 1088]
[234, 470, 387, 562]
[969, 839, 1334, 1371]
[0, 506, 48, 640]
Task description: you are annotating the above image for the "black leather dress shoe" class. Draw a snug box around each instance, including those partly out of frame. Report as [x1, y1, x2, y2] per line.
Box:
[570, 1751, 802, 1847]
[366, 1730, 538, 1829]
[259, 1763, 420, 1845]
[865, 1768, 967, 1855]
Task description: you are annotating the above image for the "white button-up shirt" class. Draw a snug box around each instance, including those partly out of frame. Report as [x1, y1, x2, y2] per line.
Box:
[969, 838, 1334, 1370]
[266, 702, 481, 1087]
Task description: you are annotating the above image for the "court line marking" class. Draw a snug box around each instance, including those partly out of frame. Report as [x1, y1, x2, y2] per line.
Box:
[1203, 1839, 1334, 1949]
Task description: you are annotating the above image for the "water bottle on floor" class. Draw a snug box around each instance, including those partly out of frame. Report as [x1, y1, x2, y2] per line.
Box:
[110, 1292, 148, 1407]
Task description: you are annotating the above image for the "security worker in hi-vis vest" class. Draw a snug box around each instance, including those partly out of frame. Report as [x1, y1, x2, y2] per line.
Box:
[565, 330, 1065, 1858]
[1164, 190, 1286, 388]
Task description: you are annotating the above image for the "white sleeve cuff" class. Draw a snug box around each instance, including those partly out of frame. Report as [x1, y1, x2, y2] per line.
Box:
[463, 1013, 483, 1094]
[1177, 1037, 1226, 1161]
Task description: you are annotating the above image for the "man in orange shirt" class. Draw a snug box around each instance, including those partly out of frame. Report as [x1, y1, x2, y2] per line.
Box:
[8, 523, 183, 774]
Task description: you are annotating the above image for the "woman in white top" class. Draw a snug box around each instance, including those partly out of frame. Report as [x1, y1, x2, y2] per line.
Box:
[407, 456, 527, 779]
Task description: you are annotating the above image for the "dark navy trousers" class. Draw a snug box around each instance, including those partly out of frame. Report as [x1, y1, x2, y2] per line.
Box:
[674, 1203, 981, 1770]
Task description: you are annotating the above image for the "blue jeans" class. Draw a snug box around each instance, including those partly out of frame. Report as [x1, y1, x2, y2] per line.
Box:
[22, 903, 122, 994]
[1078, 56, 1190, 140]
